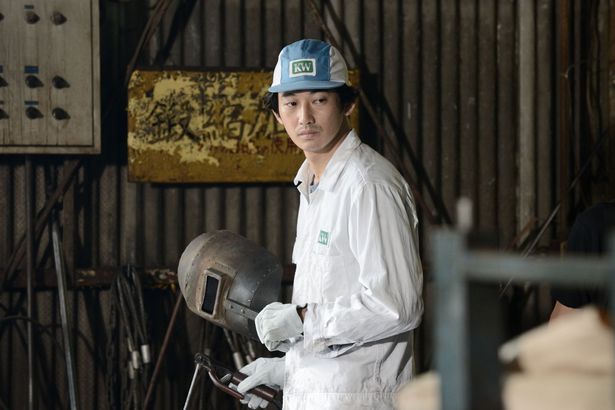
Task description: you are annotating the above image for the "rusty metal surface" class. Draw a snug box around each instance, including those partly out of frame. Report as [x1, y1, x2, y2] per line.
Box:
[127, 69, 299, 183]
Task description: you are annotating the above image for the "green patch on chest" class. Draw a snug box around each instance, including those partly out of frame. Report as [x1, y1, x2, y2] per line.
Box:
[318, 230, 330, 246]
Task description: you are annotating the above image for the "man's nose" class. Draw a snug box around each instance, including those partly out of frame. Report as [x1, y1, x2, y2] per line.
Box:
[298, 104, 314, 125]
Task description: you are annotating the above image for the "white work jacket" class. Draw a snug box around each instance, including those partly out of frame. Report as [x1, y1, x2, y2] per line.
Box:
[283, 130, 423, 410]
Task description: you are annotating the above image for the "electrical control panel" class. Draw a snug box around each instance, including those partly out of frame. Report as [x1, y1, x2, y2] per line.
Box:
[0, 0, 100, 154]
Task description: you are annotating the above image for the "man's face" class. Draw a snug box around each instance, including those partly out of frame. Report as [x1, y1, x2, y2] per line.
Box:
[273, 90, 354, 156]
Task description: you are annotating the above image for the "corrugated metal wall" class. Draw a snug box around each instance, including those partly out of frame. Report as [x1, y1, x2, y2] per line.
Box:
[1, 2, 542, 272]
[4, 0, 600, 408]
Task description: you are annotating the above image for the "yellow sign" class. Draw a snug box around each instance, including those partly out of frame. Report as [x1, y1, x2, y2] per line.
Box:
[127, 69, 359, 183]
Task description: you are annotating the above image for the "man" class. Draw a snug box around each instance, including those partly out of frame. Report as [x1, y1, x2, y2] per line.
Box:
[236, 39, 423, 410]
[550, 201, 615, 320]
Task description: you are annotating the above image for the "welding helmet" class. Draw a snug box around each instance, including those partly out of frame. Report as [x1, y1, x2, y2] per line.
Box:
[177, 230, 283, 340]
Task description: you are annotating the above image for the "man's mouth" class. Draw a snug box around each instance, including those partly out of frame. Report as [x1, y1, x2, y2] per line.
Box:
[297, 129, 320, 137]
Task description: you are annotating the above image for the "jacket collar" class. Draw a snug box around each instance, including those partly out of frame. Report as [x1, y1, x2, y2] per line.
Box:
[293, 129, 361, 196]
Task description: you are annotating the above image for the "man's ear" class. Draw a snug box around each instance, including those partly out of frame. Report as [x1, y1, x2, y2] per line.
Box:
[272, 110, 283, 125]
[344, 101, 357, 117]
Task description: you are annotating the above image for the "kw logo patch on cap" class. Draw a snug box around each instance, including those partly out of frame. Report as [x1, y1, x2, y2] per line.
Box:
[289, 59, 316, 77]
[317, 230, 330, 246]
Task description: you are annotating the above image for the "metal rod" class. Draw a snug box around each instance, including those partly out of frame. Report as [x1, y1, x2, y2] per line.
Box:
[51, 214, 79, 410]
[2, 159, 81, 291]
[124, 0, 174, 87]
[25, 156, 35, 410]
[143, 291, 184, 409]
[517, 0, 536, 240]
[182, 363, 203, 410]
[0, 266, 179, 289]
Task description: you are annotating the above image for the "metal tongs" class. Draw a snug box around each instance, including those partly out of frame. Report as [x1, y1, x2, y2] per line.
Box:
[183, 353, 282, 409]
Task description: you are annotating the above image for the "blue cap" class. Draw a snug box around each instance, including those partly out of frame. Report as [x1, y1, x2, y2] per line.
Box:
[269, 39, 349, 93]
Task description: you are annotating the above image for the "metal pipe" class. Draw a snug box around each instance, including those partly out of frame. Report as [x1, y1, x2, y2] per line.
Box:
[143, 291, 184, 409]
[2, 159, 81, 291]
[51, 215, 79, 410]
[517, 0, 536, 242]
[25, 156, 35, 410]
[182, 362, 203, 410]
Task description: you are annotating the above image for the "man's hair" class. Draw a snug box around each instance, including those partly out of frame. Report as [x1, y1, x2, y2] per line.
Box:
[263, 85, 359, 115]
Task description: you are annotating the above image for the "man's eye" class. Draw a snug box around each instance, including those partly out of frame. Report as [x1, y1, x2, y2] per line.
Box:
[283, 101, 296, 107]
[314, 98, 327, 104]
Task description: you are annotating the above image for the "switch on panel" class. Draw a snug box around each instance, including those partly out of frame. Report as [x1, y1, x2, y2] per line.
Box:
[25, 75, 43, 88]
[0, 109, 8, 120]
[25, 106, 42, 119]
[52, 76, 69, 89]
[0, 77, 7, 87]
[52, 108, 69, 120]
[51, 11, 67, 25]
[25, 11, 39, 24]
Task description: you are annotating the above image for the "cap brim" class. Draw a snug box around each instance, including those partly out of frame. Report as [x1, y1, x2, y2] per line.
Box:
[268, 80, 346, 93]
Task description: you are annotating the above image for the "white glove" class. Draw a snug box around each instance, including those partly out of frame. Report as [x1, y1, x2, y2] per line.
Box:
[236, 357, 285, 409]
[255, 302, 303, 352]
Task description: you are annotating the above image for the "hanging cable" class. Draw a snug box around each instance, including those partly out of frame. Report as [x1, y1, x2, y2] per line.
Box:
[115, 276, 138, 410]
[103, 266, 154, 410]
[126, 265, 152, 384]
[223, 329, 245, 371]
